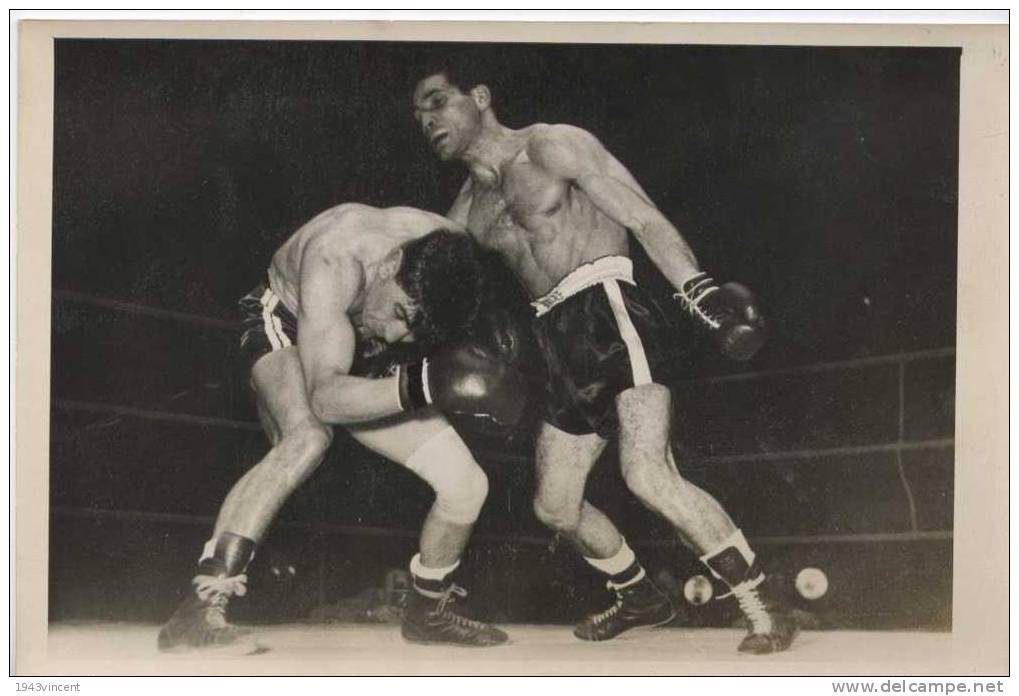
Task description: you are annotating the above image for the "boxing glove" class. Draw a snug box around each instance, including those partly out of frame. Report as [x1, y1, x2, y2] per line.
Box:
[674, 272, 767, 361]
[396, 343, 529, 427]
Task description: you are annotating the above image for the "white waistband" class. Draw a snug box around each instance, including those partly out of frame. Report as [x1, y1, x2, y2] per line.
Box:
[531, 256, 635, 317]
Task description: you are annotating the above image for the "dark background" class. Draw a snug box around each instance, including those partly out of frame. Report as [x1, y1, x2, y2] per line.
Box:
[50, 40, 958, 630]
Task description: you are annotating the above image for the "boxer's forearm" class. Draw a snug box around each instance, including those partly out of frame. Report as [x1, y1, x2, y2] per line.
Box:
[630, 212, 702, 290]
[575, 171, 702, 289]
[308, 374, 403, 424]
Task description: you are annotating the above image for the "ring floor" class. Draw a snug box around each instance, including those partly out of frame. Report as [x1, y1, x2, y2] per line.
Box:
[38, 622, 975, 676]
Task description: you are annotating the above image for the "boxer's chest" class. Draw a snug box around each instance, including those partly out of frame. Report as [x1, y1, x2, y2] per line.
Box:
[467, 162, 569, 254]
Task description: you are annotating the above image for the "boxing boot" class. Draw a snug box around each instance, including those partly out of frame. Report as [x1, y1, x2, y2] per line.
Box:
[401, 583, 509, 647]
[573, 575, 677, 641]
[157, 533, 260, 653]
[674, 272, 767, 361]
[701, 529, 798, 654]
[728, 574, 799, 655]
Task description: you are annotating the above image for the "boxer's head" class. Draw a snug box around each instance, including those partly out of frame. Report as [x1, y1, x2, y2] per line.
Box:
[361, 230, 483, 349]
[412, 64, 495, 161]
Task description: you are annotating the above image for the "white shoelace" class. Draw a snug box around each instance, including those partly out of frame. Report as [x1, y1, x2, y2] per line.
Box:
[590, 600, 623, 626]
[193, 574, 248, 628]
[730, 575, 773, 634]
[434, 585, 489, 630]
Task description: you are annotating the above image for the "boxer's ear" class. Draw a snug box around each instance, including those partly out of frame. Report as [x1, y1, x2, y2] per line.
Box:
[380, 247, 404, 279]
[470, 85, 491, 110]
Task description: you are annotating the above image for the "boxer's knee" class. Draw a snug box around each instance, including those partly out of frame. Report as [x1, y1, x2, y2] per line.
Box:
[621, 452, 681, 510]
[282, 418, 333, 457]
[434, 460, 489, 524]
[407, 426, 489, 524]
[532, 496, 580, 534]
[272, 419, 332, 482]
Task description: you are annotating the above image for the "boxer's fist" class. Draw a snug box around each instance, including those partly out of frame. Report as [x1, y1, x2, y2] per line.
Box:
[675, 272, 766, 361]
[397, 344, 529, 427]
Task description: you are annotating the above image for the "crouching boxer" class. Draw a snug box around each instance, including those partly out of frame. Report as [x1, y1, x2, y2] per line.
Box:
[157, 203, 526, 652]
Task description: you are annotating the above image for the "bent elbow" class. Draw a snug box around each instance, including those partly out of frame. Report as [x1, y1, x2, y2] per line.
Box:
[308, 387, 337, 424]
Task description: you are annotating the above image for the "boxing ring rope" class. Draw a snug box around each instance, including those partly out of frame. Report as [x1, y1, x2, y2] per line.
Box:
[54, 398, 263, 432]
[52, 289, 956, 546]
[55, 289, 236, 331]
[50, 505, 953, 547]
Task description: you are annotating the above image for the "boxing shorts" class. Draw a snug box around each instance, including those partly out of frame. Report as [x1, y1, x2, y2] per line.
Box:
[531, 256, 681, 439]
[238, 280, 412, 377]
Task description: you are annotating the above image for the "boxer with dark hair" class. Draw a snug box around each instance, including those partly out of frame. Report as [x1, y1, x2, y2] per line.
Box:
[412, 67, 795, 654]
[158, 203, 526, 651]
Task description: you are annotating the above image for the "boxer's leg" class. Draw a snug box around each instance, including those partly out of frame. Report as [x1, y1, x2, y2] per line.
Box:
[160, 346, 329, 652]
[346, 414, 483, 570]
[616, 383, 737, 551]
[616, 383, 797, 654]
[346, 414, 507, 646]
[532, 422, 615, 558]
[532, 421, 676, 641]
[213, 346, 332, 543]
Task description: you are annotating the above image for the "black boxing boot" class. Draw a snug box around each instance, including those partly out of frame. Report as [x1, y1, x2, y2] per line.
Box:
[574, 542, 676, 641]
[701, 530, 798, 655]
[574, 575, 677, 641]
[157, 533, 260, 653]
[400, 555, 508, 647]
[674, 272, 767, 361]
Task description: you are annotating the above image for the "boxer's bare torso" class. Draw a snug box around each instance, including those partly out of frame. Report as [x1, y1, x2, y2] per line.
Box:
[447, 124, 657, 298]
[268, 203, 453, 339]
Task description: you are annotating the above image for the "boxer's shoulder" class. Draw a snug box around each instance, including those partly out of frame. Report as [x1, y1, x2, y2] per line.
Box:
[525, 124, 605, 173]
[527, 123, 599, 149]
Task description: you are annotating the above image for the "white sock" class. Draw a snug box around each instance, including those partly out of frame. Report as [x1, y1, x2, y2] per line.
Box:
[199, 538, 217, 565]
[409, 553, 460, 581]
[584, 538, 638, 576]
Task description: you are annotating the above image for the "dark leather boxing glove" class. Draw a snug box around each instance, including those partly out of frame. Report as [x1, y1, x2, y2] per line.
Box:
[675, 272, 767, 361]
[467, 305, 532, 366]
[396, 344, 529, 427]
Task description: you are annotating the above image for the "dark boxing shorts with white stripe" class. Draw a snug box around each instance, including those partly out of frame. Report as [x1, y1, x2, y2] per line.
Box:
[239, 281, 405, 377]
[239, 283, 296, 370]
[531, 256, 680, 439]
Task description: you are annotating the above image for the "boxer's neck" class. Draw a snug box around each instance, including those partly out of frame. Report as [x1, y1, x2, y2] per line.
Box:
[461, 121, 524, 186]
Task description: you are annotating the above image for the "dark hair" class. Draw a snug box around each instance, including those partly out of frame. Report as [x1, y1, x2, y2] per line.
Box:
[412, 51, 498, 100]
[396, 229, 484, 350]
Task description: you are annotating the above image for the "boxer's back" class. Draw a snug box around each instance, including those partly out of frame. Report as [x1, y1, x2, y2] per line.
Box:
[267, 204, 453, 314]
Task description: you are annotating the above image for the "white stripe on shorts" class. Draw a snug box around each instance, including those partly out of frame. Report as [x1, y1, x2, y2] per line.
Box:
[270, 305, 292, 349]
[260, 288, 289, 351]
[602, 280, 653, 386]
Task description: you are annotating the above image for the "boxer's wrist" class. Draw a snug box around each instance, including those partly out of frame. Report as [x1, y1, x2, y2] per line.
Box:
[674, 272, 722, 329]
[397, 360, 432, 411]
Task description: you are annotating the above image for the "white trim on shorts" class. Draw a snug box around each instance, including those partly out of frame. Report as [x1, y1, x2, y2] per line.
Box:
[531, 256, 635, 317]
[602, 279, 653, 386]
[260, 287, 292, 351]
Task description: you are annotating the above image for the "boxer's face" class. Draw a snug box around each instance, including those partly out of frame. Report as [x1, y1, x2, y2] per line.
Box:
[413, 73, 482, 161]
[360, 279, 416, 344]
[360, 251, 418, 344]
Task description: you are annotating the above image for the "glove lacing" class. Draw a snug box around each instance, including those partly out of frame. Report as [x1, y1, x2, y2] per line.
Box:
[674, 272, 722, 330]
[727, 574, 773, 635]
[193, 574, 248, 628]
[434, 584, 491, 632]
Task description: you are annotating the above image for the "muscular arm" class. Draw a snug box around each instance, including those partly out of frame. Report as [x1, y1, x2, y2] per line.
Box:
[297, 243, 403, 424]
[529, 126, 701, 289]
